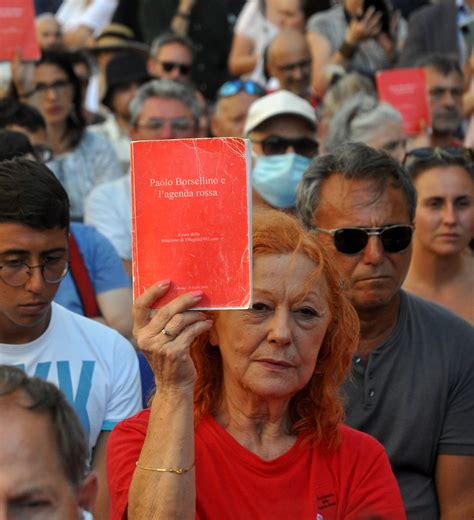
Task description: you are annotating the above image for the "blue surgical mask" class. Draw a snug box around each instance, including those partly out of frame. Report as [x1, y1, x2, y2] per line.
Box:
[252, 153, 312, 209]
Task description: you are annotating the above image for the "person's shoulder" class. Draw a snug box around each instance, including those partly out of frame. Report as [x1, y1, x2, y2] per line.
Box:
[81, 128, 116, 153]
[87, 173, 130, 200]
[51, 302, 133, 348]
[70, 222, 103, 243]
[307, 5, 341, 27]
[408, 0, 453, 23]
[403, 291, 473, 332]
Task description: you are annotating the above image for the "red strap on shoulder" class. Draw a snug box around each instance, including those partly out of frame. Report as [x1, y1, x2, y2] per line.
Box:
[68, 233, 101, 318]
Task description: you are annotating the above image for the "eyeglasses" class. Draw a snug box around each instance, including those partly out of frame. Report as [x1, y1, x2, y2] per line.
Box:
[32, 144, 54, 163]
[429, 86, 464, 99]
[315, 225, 414, 255]
[136, 117, 196, 136]
[403, 147, 474, 166]
[0, 258, 69, 287]
[251, 135, 319, 158]
[278, 58, 311, 73]
[217, 80, 266, 98]
[27, 79, 71, 98]
[158, 61, 191, 75]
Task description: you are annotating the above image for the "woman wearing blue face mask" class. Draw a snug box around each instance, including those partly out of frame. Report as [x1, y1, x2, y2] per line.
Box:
[244, 90, 319, 210]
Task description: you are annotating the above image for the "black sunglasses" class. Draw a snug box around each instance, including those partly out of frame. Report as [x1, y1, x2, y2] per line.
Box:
[252, 135, 319, 158]
[403, 147, 474, 166]
[315, 225, 414, 255]
[217, 80, 266, 98]
[159, 61, 191, 75]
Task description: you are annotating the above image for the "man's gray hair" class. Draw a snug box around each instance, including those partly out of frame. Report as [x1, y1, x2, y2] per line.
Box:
[150, 31, 194, 59]
[324, 94, 403, 152]
[0, 365, 88, 489]
[129, 78, 202, 127]
[296, 142, 417, 229]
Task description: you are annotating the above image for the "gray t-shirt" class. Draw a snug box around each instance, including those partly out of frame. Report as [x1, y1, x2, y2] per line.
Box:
[343, 290, 474, 519]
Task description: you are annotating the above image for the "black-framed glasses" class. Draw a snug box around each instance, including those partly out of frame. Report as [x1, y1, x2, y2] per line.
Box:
[32, 144, 54, 163]
[217, 79, 266, 98]
[0, 258, 69, 287]
[158, 61, 191, 75]
[136, 117, 196, 135]
[252, 135, 319, 158]
[315, 225, 414, 255]
[26, 79, 71, 98]
[403, 147, 474, 167]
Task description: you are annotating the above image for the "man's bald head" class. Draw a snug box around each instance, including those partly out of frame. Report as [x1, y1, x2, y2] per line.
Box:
[35, 13, 63, 51]
[267, 29, 312, 99]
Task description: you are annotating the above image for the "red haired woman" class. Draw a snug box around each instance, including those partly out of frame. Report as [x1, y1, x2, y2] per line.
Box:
[107, 210, 405, 519]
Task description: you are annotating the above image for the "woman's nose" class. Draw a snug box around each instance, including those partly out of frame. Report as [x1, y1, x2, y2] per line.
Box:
[267, 309, 292, 346]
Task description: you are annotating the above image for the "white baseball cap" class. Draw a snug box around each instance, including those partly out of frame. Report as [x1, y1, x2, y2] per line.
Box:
[243, 90, 317, 136]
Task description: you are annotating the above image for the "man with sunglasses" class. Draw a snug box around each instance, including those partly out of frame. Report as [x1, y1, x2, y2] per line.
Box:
[244, 89, 319, 210]
[148, 32, 194, 84]
[296, 142, 474, 519]
[211, 79, 266, 138]
[0, 158, 141, 519]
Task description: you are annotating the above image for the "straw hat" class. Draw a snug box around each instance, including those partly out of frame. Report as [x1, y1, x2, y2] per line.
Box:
[88, 24, 149, 58]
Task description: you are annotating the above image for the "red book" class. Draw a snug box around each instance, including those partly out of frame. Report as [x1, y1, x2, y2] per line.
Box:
[131, 137, 252, 310]
[376, 68, 431, 135]
[0, 0, 40, 61]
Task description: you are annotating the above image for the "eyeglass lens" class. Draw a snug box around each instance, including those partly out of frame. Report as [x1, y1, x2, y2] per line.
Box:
[0, 258, 69, 287]
[138, 117, 195, 136]
[261, 136, 319, 158]
[333, 226, 413, 255]
[32, 80, 71, 97]
[160, 62, 191, 75]
[218, 80, 266, 98]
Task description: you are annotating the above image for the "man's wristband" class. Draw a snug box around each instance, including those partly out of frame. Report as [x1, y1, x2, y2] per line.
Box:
[339, 40, 357, 60]
[175, 10, 191, 19]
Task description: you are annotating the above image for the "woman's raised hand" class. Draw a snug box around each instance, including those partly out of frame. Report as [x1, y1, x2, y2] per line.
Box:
[133, 280, 213, 392]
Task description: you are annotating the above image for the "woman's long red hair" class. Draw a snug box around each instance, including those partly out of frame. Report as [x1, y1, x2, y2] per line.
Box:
[191, 209, 359, 448]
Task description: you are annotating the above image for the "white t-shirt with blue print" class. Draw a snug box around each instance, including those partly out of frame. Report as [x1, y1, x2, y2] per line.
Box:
[0, 302, 142, 453]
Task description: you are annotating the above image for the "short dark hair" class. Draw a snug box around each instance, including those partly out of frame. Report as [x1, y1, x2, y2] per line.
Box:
[407, 149, 474, 182]
[296, 142, 417, 229]
[0, 130, 35, 161]
[0, 365, 88, 488]
[0, 158, 69, 230]
[0, 97, 46, 132]
[416, 52, 463, 78]
[150, 31, 194, 59]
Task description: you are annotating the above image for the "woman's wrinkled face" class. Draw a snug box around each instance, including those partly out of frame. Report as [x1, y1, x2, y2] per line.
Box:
[30, 63, 74, 127]
[210, 253, 332, 401]
[413, 165, 474, 256]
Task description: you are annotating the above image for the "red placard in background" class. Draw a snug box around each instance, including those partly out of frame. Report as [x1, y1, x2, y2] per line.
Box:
[0, 0, 40, 61]
[376, 68, 431, 135]
[131, 137, 252, 310]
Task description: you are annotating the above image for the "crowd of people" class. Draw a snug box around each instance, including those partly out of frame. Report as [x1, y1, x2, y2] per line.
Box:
[0, 0, 473, 519]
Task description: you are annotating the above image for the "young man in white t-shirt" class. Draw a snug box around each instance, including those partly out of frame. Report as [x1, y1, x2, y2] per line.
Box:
[0, 158, 141, 519]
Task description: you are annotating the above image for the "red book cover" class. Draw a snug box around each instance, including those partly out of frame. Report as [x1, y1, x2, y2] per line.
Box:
[131, 137, 252, 310]
[0, 0, 40, 61]
[376, 68, 431, 135]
